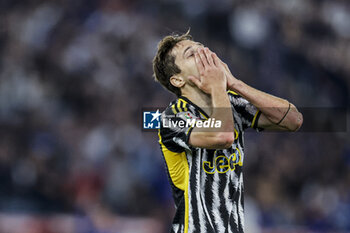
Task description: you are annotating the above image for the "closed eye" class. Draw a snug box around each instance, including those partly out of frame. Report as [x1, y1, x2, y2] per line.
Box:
[187, 50, 195, 58]
[183, 42, 204, 59]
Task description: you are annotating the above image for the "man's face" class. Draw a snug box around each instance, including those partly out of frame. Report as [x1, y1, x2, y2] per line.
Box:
[171, 40, 204, 82]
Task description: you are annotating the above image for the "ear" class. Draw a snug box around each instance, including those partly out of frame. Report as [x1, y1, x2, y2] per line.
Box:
[170, 75, 185, 88]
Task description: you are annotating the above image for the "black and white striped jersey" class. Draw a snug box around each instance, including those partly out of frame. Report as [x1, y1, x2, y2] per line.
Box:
[158, 91, 262, 233]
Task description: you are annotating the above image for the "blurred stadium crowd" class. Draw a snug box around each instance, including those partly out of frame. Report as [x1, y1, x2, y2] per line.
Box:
[0, 0, 349, 232]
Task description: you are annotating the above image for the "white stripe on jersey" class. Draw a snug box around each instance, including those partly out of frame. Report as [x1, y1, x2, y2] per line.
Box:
[238, 174, 245, 231]
[188, 162, 195, 233]
[212, 172, 226, 233]
[195, 154, 207, 233]
[232, 202, 239, 231]
[172, 223, 179, 233]
[223, 178, 232, 216]
[173, 137, 191, 151]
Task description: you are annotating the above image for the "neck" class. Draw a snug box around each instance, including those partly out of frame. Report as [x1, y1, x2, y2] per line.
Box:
[181, 87, 212, 115]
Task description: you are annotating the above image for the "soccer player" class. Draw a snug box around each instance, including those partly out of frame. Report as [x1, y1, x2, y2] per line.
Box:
[152, 32, 303, 233]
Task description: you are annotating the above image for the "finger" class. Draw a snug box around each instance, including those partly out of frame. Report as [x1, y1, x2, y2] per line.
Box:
[204, 48, 214, 66]
[212, 53, 227, 70]
[194, 52, 204, 74]
[198, 48, 209, 68]
[211, 52, 220, 67]
[188, 75, 202, 88]
[211, 53, 218, 67]
[222, 61, 230, 73]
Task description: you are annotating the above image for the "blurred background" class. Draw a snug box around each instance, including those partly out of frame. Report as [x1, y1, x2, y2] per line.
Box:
[0, 0, 349, 232]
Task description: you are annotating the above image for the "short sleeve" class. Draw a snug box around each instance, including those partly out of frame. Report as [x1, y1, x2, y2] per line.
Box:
[158, 109, 195, 153]
[228, 91, 263, 131]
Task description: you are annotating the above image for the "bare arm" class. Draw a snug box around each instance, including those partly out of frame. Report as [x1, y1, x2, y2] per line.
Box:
[187, 48, 235, 149]
[221, 60, 303, 131]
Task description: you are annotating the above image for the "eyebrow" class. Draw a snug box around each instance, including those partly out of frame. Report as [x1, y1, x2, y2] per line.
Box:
[182, 42, 204, 58]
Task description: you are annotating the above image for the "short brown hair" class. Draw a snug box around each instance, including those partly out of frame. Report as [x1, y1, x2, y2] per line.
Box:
[152, 31, 193, 96]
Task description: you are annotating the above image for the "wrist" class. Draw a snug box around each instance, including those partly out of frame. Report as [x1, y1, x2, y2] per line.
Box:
[210, 85, 226, 95]
[211, 88, 231, 108]
[228, 79, 244, 93]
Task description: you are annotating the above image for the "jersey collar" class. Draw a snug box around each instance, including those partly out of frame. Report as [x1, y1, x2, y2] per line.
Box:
[179, 96, 210, 119]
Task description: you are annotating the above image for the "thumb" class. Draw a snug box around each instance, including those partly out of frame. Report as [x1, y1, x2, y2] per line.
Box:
[188, 75, 201, 88]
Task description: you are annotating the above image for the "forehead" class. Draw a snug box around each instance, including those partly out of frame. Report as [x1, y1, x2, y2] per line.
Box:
[171, 40, 198, 57]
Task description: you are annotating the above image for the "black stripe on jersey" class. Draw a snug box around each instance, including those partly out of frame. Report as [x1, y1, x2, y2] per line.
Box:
[174, 102, 181, 113]
[203, 149, 215, 207]
[229, 209, 243, 233]
[159, 126, 185, 153]
[202, 150, 217, 230]
[172, 195, 185, 229]
[171, 103, 178, 115]
[234, 198, 244, 232]
[189, 153, 200, 232]
[199, 149, 216, 233]
[217, 171, 230, 233]
[238, 132, 244, 149]
[182, 100, 187, 112]
[237, 105, 254, 123]
[234, 165, 243, 178]
[199, 192, 215, 233]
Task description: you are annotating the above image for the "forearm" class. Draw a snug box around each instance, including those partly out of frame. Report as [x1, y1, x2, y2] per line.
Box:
[189, 89, 235, 149]
[229, 80, 302, 130]
[211, 88, 234, 132]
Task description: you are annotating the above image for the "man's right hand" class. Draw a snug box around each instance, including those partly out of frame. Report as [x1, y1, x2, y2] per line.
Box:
[187, 48, 235, 149]
[188, 47, 226, 95]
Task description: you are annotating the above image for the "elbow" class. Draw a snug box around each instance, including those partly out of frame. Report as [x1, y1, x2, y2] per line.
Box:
[288, 112, 303, 132]
[216, 132, 235, 149]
